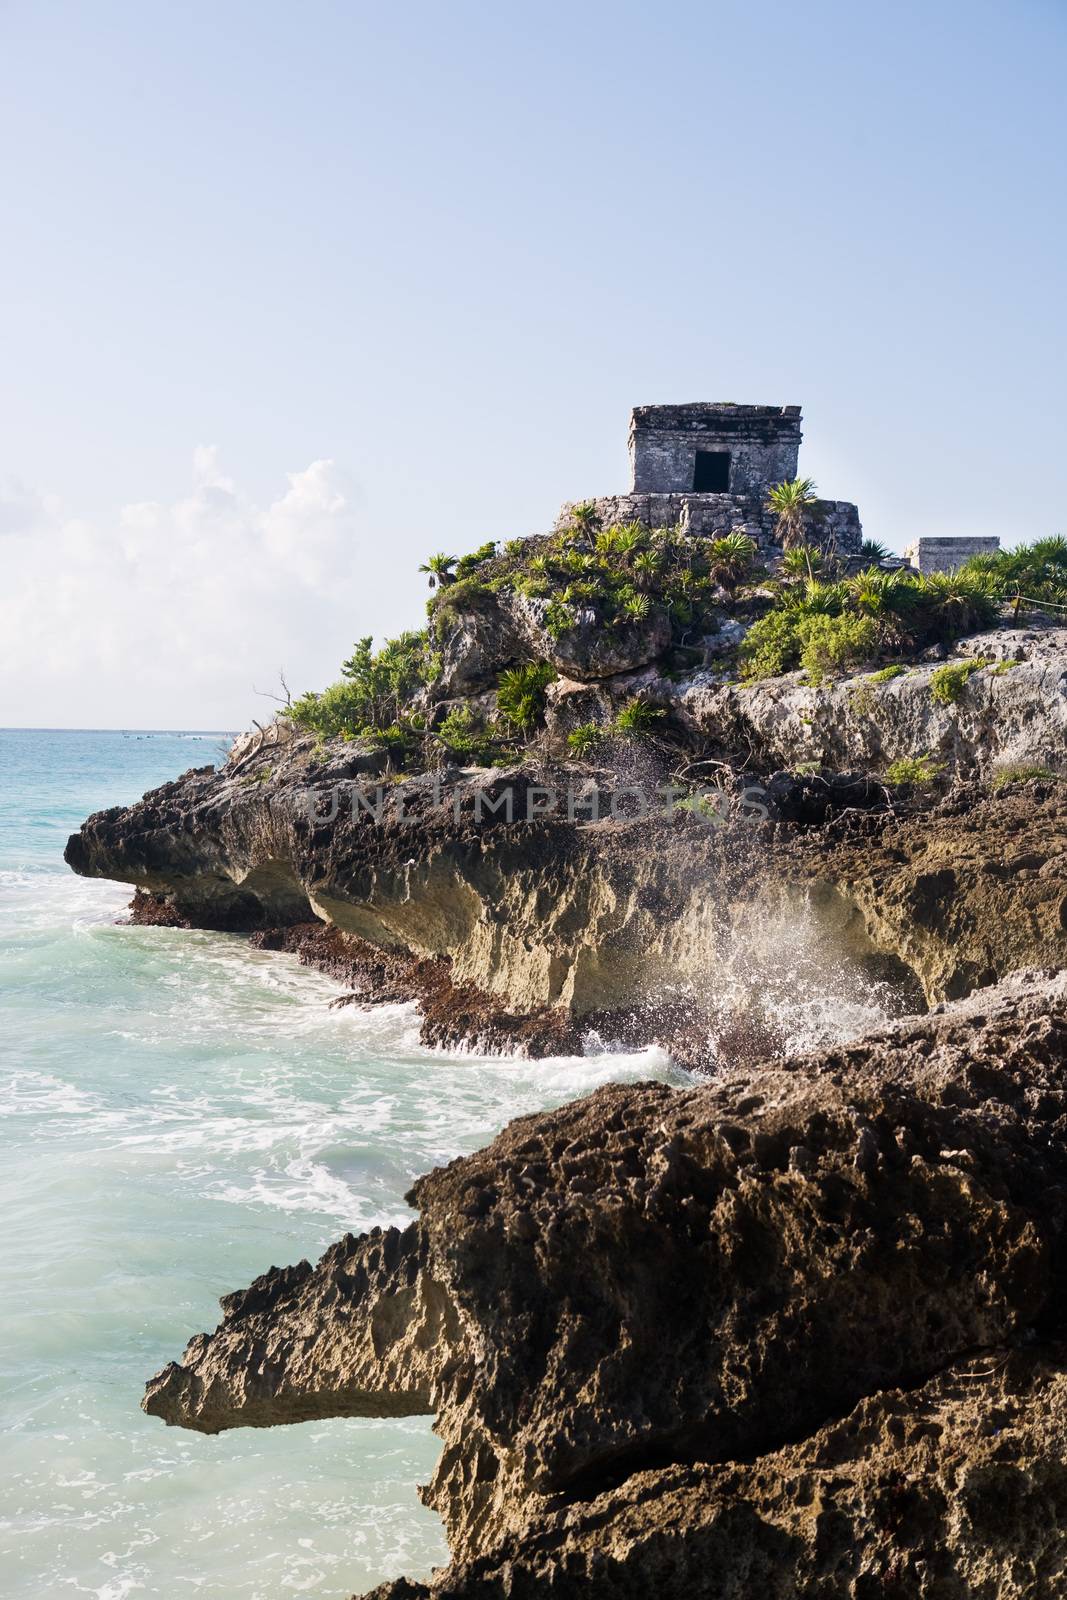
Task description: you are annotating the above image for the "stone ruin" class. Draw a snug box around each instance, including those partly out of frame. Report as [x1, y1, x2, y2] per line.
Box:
[903, 535, 1001, 574]
[557, 402, 863, 555]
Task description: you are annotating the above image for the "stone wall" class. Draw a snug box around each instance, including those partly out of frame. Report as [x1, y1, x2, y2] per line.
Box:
[628, 403, 801, 495]
[555, 493, 862, 556]
[904, 536, 1000, 574]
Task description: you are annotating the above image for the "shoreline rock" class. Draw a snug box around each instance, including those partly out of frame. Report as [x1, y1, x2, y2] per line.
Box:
[68, 744, 1067, 1063]
[143, 970, 1067, 1597]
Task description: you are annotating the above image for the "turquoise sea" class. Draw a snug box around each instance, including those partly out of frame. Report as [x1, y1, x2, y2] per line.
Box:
[0, 728, 687, 1599]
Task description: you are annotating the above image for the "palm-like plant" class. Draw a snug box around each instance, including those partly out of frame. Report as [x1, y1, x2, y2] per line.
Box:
[632, 549, 664, 589]
[708, 531, 757, 591]
[781, 579, 845, 617]
[919, 570, 999, 634]
[847, 567, 913, 617]
[620, 592, 652, 622]
[496, 662, 556, 732]
[419, 552, 458, 589]
[766, 477, 819, 550]
[568, 501, 603, 543]
[614, 521, 648, 555]
[860, 539, 891, 564]
[781, 543, 824, 582]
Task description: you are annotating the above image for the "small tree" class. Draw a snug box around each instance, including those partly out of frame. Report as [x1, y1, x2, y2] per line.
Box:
[419, 553, 458, 589]
[766, 477, 818, 550]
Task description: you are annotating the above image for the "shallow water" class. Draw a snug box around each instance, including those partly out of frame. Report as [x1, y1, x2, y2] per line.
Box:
[0, 729, 690, 1599]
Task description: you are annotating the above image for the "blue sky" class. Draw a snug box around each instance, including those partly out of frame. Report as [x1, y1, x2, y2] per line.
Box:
[1, 0, 1064, 727]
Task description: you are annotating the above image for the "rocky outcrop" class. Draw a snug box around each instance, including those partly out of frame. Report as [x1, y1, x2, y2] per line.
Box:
[364, 1347, 1067, 1599]
[143, 971, 1067, 1596]
[65, 720, 1067, 1057]
[433, 579, 672, 697]
[539, 627, 1067, 783]
[665, 627, 1067, 781]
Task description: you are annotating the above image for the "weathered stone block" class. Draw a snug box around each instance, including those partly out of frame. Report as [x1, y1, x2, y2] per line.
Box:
[904, 536, 1001, 574]
[628, 402, 801, 495]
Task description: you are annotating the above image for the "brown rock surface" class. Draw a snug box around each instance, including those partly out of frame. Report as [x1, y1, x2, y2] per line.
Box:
[65, 726, 1067, 1055]
[144, 971, 1067, 1594]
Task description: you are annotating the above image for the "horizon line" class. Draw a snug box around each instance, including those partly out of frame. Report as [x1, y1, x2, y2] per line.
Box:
[0, 726, 239, 735]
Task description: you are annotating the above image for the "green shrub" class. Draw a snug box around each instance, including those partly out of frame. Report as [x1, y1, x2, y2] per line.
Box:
[436, 705, 496, 763]
[739, 610, 801, 680]
[612, 700, 665, 737]
[289, 631, 435, 738]
[869, 663, 907, 683]
[454, 540, 498, 580]
[930, 657, 988, 705]
[567, 723, 603, 758]
[796, 614, 879, 685]
[884, 754, 944, 786]
[496, 662, 555, 731]
[543, 598, 576, 639]
[991, 764, 1060, 788]
[432, 576, 494, 622]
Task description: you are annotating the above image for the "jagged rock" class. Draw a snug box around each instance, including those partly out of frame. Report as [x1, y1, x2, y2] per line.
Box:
[434, 584, 673, 695]
[65, 736, 1067, 1044]
[668, 627, 1067, 781]
[363, 1347, 1067, 1598]
[143, 972, 1067, 1596]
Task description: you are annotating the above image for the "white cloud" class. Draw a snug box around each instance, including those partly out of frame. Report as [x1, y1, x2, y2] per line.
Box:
[0, 452, 381, 730]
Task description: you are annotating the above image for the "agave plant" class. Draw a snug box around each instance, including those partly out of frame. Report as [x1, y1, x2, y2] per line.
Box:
[418, 552, 458, 589]
[766, 477, 819, 550]
[708, 530, 758, 591]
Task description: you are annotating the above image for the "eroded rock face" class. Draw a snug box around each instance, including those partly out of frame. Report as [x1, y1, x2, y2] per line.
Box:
[433, 584, 673, 694]
[65, 730, 1067, 1050]
[669, 627, 1067, 781]
[144, 972, 1067, 1594]
[366, 1347, 1067, 1599]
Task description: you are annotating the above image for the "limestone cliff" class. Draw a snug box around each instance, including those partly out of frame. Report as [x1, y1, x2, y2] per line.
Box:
[65, 726, 1067, 1058]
